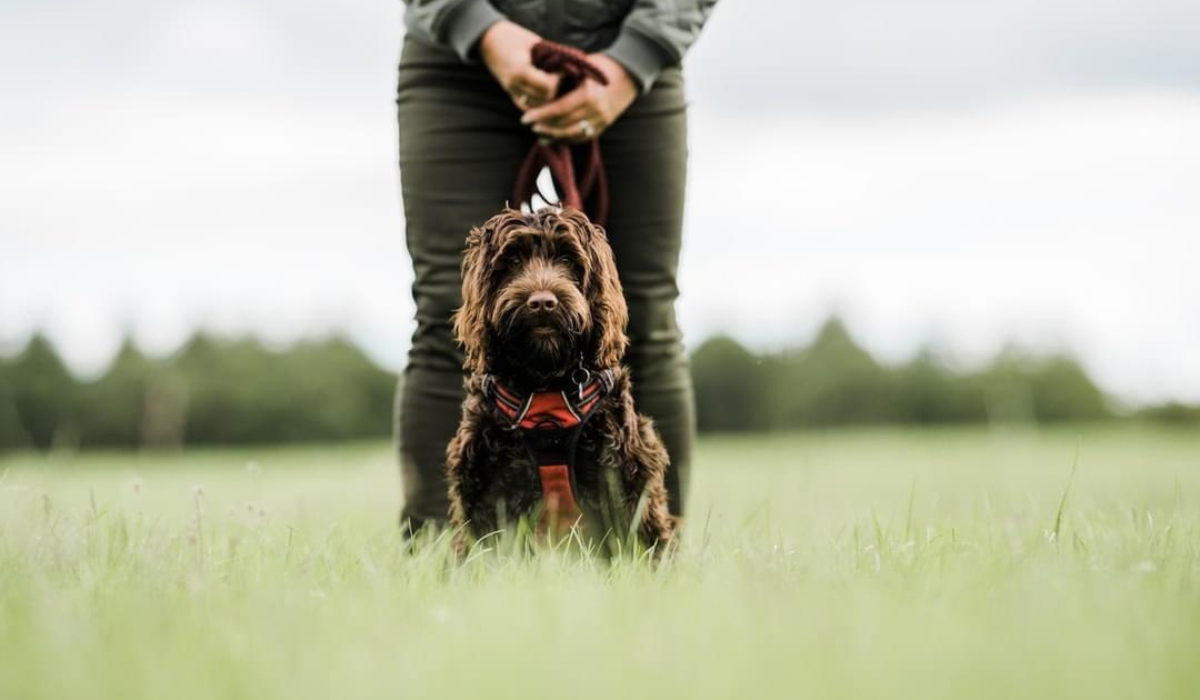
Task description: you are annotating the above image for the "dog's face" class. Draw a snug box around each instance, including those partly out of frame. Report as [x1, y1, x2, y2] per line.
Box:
[454, 208, 628, 380]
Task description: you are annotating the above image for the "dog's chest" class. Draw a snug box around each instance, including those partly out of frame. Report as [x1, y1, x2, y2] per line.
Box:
[487, 416, 621, 513]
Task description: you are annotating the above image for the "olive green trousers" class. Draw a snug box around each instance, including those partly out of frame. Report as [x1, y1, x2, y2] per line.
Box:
[395, 36, 694, 529]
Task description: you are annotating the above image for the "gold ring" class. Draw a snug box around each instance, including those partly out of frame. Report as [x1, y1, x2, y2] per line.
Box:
[579, 120, 595, 138]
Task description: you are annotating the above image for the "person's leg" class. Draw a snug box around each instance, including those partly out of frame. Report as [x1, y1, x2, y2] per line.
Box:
[395, 38, 531, 531]
[598, 66, 694, 516]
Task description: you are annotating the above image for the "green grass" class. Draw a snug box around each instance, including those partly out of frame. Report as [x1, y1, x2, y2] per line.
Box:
[2, 426, 1199, 699]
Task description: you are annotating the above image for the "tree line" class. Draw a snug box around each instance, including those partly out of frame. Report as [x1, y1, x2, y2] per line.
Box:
[1, 318, 1195, 450]
[694, 318, 1118, 432]
[0, 334, 396, 450]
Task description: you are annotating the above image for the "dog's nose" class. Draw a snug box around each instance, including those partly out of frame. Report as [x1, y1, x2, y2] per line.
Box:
[526, 291, 558, 312]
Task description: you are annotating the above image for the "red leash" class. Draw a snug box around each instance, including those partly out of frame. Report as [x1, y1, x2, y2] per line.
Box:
[512, 41, 610, 227]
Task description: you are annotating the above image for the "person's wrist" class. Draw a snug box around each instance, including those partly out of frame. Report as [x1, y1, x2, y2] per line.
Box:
[443, 0, 508, 62]
[601, 28, 672, 93]
[590, 54, 636, 93]
[479, 20, 508, 61]
[482, 21, 539, 76]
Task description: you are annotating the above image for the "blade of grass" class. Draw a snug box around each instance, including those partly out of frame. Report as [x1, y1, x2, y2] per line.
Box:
[904, 478, 916, 542]
[1052, 437, 1082, 542]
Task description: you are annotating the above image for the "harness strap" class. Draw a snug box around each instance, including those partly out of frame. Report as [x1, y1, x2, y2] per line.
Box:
[537, 464, 579, 532]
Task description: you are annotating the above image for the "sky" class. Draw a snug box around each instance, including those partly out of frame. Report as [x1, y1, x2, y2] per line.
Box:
[2, 0, 1199, 403]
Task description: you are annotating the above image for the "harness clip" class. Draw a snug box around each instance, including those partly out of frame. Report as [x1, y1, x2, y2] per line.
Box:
[570, 366, 592, 399]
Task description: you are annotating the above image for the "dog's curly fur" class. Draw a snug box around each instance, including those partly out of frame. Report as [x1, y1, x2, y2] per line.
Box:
[446, 207, 674, 552]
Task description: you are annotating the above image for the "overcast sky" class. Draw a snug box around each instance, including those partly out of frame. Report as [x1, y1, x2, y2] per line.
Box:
[2, 0, 1199, 403]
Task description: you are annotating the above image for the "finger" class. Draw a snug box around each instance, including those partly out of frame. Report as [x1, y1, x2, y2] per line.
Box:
[529, 120, 576, 139]
[521, 90, 552, 109]
[513, 70, 559, 106]
[507, 86, 533, 110]
[527, 70, 560, 102]
[508, 90, 540, 111]
[531, 118, 603, 143]
[520, 88, 588, 125]
[534, 104, 595, 128]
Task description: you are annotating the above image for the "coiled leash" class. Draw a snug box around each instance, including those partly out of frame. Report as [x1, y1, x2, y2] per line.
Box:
[483, 366, 617, 533]
[512, 41, 610, 227]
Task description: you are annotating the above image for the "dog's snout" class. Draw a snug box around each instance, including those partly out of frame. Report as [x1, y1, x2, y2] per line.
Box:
[526, 290, 558, 312]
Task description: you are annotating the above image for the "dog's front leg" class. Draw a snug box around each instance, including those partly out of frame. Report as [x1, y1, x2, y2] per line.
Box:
[611, 393, 675, 554]
[446, 388, 498, 548]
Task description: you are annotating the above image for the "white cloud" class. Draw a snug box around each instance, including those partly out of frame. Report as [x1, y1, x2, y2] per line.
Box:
[151, 5, 283, 64]
[680, 91, 1200, 402]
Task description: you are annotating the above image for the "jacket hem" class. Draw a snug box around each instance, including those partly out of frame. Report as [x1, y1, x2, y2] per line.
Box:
[441, 0, 507, 62]
[602, 25, 676, 92]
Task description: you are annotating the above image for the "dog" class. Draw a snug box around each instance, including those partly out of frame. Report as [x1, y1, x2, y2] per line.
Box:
[446, 207, 674, 554]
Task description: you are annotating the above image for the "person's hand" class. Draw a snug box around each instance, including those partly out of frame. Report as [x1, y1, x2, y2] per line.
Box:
[519, 54, 638, 142]
[479, 21, 560, 110]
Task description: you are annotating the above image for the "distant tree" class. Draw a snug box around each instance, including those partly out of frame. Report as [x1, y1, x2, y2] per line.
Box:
[690, 335, 768, 432]
[969, 351, 1038, 424]
[775, 318, 891, 427]
[0, 358, 30, 449]
[1028, 356, 1111, 422]
[172, 334, 395, 444]
[1135, 402, 1200, 424]
[79, 339, 151, 447]
[971, 351, 1110, 424]
[890, 349, 987, 424]
[5, 335, 81, 449]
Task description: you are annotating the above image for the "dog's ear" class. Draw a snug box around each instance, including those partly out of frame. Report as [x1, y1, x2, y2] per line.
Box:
[565, 209, 629, 368]
[454, 210, 521, 374]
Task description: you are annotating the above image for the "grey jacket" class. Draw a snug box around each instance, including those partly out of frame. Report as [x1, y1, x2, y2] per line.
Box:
[402, 0, 717, 90]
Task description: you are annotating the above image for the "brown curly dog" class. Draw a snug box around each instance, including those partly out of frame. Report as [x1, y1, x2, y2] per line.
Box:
[446, 207, 674, 554]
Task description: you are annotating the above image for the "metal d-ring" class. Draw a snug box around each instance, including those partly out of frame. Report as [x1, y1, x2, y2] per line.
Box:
[571, 366, 592, 399]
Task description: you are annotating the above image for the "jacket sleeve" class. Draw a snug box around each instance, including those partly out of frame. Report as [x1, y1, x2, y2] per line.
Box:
[602, 0, 719, 92]
[403, 0, 506, 62]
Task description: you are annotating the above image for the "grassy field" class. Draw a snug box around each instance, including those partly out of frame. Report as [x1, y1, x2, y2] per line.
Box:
[2, 426, 1198, 699]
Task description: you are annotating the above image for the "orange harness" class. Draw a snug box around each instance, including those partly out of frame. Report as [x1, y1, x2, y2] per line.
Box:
[484, 368, 616, 532]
